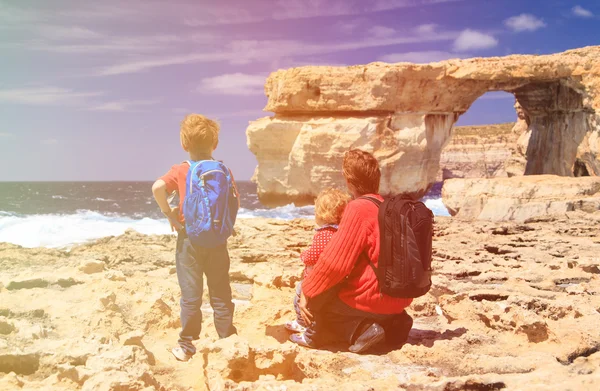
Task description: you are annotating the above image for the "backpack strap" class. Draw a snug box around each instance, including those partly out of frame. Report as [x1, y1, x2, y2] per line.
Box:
[218, 161, 233, 236]
[358, 196, 382, 207]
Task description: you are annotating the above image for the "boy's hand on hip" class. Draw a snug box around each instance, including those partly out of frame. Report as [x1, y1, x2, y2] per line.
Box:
[163, 207, 183, 232]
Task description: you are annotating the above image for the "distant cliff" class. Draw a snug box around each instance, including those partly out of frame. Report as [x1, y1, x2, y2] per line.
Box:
[438, 122, 523, 181]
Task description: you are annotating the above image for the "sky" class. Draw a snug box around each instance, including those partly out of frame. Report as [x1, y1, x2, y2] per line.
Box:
[0, 0, 599, 182]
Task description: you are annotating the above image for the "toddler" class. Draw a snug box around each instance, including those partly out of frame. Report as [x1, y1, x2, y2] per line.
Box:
[285, 188, 350, 334]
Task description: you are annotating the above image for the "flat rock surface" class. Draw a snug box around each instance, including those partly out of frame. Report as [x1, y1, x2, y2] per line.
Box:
[442, 175, 600, 221]
[1, 215, 599, 390]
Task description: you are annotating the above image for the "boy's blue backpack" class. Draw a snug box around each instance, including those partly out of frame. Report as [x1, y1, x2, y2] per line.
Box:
[183, 160, 239, 248]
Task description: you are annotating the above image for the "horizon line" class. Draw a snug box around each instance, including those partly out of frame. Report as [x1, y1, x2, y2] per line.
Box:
[0, 180, 256, 183]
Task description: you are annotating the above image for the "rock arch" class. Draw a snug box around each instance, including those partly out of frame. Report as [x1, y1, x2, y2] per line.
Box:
[246, 46, 600, 206]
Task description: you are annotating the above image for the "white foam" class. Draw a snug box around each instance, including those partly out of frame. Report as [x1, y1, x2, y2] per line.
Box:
[0, 211, 173, 249]
[423, 197, 451, 217]
[237, 204, 315, 220]
[0, 197, 450, 248]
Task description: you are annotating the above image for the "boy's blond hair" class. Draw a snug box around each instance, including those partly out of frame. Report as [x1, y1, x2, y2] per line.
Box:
[315, 188, 351, 226]
[180, 114, 220, 155]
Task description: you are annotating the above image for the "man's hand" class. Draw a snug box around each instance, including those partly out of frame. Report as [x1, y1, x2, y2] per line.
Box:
[163, 207, 183, 232]
[299, 291, 313, 325]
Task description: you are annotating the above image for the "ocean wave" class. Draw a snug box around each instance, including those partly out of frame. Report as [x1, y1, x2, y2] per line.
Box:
[52, 195, 67, 199]
[0, 210, 172, 249]
[238, 204, 315, 220]
[0, 197, 450, 248]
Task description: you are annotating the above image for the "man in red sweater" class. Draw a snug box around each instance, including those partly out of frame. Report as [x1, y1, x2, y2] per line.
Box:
[296, 149, 413, 353]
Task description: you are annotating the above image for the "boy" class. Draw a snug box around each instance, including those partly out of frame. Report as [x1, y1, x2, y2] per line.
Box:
[152, 114, 237, 362]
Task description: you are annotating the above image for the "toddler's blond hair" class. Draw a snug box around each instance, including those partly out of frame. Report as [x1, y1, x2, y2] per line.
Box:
[315, 188, 351, 226]
[180, 114, 219, 155]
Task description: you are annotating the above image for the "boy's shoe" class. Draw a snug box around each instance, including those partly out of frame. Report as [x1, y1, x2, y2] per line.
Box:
[349, 323, 385, 354]
[289, 333, 314, 348]
[171, 347, 193, 362]
[285, 320, 307, 333]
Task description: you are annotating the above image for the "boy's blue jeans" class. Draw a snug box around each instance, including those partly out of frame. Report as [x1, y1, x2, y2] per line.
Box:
[175, 231, 237, 356]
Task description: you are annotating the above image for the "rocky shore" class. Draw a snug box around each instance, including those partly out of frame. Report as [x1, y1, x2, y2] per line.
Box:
[1, 215, 599, 390]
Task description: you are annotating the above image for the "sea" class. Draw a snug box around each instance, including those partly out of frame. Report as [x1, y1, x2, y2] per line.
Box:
[0, 181, 449, 249]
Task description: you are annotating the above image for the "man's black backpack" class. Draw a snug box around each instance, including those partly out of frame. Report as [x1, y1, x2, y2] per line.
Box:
[362, 196, 434, 298]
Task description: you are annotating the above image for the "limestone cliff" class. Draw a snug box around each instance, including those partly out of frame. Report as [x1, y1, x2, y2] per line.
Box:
[439, 122, 519, 180]
[247, 46, 600, 206]
[247, 113, 455, 205]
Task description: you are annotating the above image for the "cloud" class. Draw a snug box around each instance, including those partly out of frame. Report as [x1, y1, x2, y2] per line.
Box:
[41, 139, 58, 145]
[0, 86, 103, 106]
[98, 29, 458, 76]
[0, 3, 38, 24]
[88, 99, 160, 112]
[453, 29, 498, 51]
[379, 51, 465, 63]
[98, 52, 233, 76]
[11, 33, 206, 55]
[272, 0, 353, 20]
[504, 14, 546, 32]
[183, 6, 263, 26]
[274, 0, 464, 21]
[3, 0, 460, 31]
[371, 0, 461, 12]
[572, 5, 593, 18]
[198, 73, 267, 96]
[2, 1, 458, 66]
[368, 26, 396, 38]
[0, 86, 155, 112]
[415, 24, 438, 34]
[0, 132, 16, 139]
[0, 1, 139, 26]
[185, 0, 463, 25]
[0, 3, 215, 56]
[38, 25, 102, 40]
[333, 19, 365, 35]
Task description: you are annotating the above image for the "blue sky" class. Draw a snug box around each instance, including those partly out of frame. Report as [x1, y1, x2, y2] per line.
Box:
[0, 0, 599, 181]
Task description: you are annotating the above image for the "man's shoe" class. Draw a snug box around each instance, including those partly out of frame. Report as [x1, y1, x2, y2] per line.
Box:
[171, 347, 193, 362]
[349, 323, 385, 353]
[387, 311, 413, 347]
